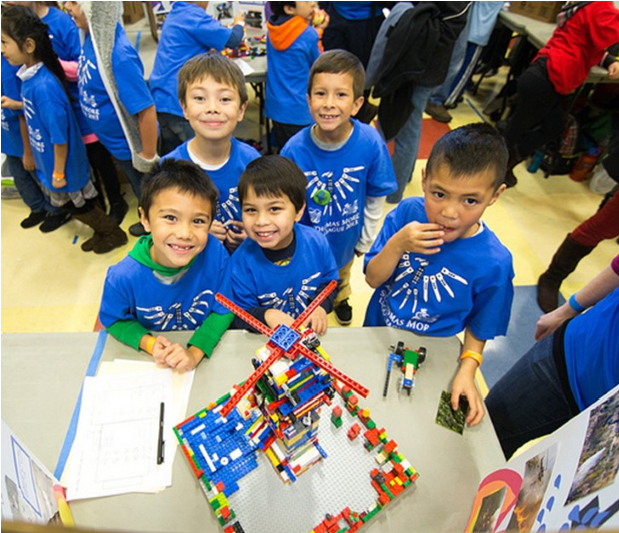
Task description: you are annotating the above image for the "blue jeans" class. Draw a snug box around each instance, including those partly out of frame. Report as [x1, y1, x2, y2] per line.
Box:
[429, 18, 470, 106]
[157, 112, 195, 156]
[485, 334, 577, 459]
[5, 155, 62, 214]
[115, 158, 144, 201]
[388, 84, 434, 203]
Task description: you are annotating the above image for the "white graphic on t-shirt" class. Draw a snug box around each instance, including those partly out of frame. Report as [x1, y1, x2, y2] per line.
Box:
[217, 186, 240, 223]
[77, 56, 100, 121]
[306, 166, 364, 222]
[23, 98, 35, 121]
[136, 289, 213, 330]
[389, 254, 468, 317]
[257, 272, 323, 317]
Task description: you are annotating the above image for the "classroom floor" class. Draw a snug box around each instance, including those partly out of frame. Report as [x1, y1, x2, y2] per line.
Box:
[2, 22, 616, 392]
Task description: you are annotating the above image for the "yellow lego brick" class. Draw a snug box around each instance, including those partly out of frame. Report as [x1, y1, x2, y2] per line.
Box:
[275, 373, 288, 387]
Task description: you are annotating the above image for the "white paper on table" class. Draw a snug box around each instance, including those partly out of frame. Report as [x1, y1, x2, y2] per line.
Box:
[234, 58, 255, 76]
[64, 369, 174, 500]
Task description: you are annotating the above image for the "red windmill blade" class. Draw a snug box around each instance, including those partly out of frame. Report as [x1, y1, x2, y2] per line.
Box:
[214, 279, 367, 418]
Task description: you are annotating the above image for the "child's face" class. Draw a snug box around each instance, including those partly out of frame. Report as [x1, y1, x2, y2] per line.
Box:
[284, 2, 317, 22]
[422, 164, 505, 242]
[308, 72, 364, 143]
[181, 76, 247, 144]
[140, 187, 213, 269]
[1, 32, 29, 66]
[65, 2, 88, 31]
[241, 186, 305, 251]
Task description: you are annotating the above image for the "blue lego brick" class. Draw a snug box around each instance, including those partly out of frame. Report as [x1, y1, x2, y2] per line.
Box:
[270, 324, 301, 352]
[402, 379, 413, 388]
[314, 442, 328, 459]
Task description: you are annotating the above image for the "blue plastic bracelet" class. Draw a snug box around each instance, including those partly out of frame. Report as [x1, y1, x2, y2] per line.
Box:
[569, 293, 586, 313]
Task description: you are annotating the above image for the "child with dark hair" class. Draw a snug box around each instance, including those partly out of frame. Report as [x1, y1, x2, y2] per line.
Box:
[265, 1, 329, 149]
[163, 52, 261, 252]
[99, 158, 234, 371]
[230, 155, 339, 335]
[0, 4, 126, 253]
[281, 49, 396, 325]
[364, 123, 514, 426]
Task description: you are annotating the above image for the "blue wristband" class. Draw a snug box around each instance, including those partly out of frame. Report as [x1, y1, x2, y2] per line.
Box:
[569, 293, 586, 313]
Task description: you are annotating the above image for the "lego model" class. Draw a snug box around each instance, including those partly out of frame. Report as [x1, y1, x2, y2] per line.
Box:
[174, 282, 419, 532]
[383, 342, 427, 397]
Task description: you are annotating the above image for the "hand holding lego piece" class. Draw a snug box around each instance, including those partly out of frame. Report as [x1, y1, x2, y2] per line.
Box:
[304, 305, 328, 335]
[451, 362, 484, 426]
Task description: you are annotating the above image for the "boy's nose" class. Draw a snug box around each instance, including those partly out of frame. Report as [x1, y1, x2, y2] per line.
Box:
[441, 204, 458, 219]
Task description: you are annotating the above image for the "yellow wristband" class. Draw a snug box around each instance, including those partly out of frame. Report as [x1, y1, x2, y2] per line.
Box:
[460, 350, 482, 367]
[145, 336, 156, 355]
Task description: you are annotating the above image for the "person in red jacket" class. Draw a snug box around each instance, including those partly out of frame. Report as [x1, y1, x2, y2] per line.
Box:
[503, 1, 619, 187]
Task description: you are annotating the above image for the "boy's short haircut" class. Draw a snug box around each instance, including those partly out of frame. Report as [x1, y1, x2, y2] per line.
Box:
[141, 158, 219, 221]
[270, 2, 297, 17]
[308, 49, 365, 100]
[238, 155, 307, 212]
[426, 123, 509, 190]
[177, 52, 248, 106]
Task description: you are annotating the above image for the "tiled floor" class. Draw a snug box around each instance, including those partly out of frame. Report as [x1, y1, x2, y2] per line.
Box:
[2, 22, 616, 392]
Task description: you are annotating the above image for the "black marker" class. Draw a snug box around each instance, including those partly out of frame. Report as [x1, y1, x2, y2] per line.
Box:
[157, 402, 165, 465]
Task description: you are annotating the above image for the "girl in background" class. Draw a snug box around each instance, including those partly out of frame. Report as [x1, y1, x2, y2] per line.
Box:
[1, 5, 127, 253]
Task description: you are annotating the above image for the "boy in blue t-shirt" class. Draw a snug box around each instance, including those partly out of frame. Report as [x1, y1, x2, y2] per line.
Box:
[265, 1, 329, 149]
[150, 1, 245, 155]
[364, 123, 514, 426]
[164, 52, 260, 252]
[99, 159, 234, 371]
[281, 49, 397, 326]
[230, 155, 339, 335]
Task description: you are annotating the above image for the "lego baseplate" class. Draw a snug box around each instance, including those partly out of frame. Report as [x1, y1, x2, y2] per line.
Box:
[175, 383, 419, 533]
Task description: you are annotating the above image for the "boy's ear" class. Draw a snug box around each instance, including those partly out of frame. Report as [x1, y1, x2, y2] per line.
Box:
[488, 183, 507, 205]
[237, 101, 249, 122]
[283, 4, 296, 15]
[351, 95, 365, 118]
[421, 167, 428, 189]
[139, 206, 151, 232]
[294, 202, 306, 222]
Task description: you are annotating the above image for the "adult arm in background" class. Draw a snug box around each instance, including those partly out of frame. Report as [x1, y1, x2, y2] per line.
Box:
[535, 254, 619, 340]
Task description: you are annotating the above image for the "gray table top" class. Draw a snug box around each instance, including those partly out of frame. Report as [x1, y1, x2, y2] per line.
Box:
[2, 328, 505, 533]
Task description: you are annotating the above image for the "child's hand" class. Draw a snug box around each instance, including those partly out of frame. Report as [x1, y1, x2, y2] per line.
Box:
[164, 344, 203, 372]
[608, 61, 619, 80]
[305, 306, 328, 335]
[52, 177, 67, 189]
[1, 95, 22, 110]
[535, 304, 578, 341]
[451, 361, 485, 426]
[210, 220, 228, 243]
[233, 12, 245, 25]
[396, 222, 444, 255]
[264, 308, 295, 330]
[22, 152, 36, 171]
[225, 221, 247, 251]
[151, 335, 173, 366]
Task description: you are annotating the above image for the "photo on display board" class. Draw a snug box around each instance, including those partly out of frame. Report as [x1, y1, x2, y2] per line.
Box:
[471, 485, 507, 533]
[566, 392, 619, 505]
[506, 444, 558, 533]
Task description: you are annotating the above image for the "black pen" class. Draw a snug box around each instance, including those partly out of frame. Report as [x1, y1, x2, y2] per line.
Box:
[157, 401, 165, 465]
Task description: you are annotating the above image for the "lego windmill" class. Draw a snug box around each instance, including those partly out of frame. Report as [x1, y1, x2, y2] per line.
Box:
[215, 280, 369, 482]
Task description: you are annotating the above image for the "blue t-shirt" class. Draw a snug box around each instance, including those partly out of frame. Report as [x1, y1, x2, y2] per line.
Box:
[77, 23, 154, 160]
[164, 138, 260, 224]
[281, 121, 397, 268]
[43, 6, 81, 62]
[363, 197, 514, 339]
[150, 1, 233, 117]
[99, 237, 232, 331]
[265, 21, 320, 125]
[564, 288, 619, 411]
[20, 65, 90, 192]
[230, 224, 339, 318]
[1, 57, 23, 158]
[333, 2, 382, 20]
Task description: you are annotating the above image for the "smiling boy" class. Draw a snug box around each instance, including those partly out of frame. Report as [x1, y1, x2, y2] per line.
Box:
[364, 123, 514, 426]
[99, 159, 233, 371]
[281, 50, 396, 325]
[230, 155, 339, 335]
[163, 52, 260, 252]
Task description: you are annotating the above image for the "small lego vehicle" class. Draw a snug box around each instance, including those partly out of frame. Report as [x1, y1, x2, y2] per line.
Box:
[383, 342, 427, 397]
